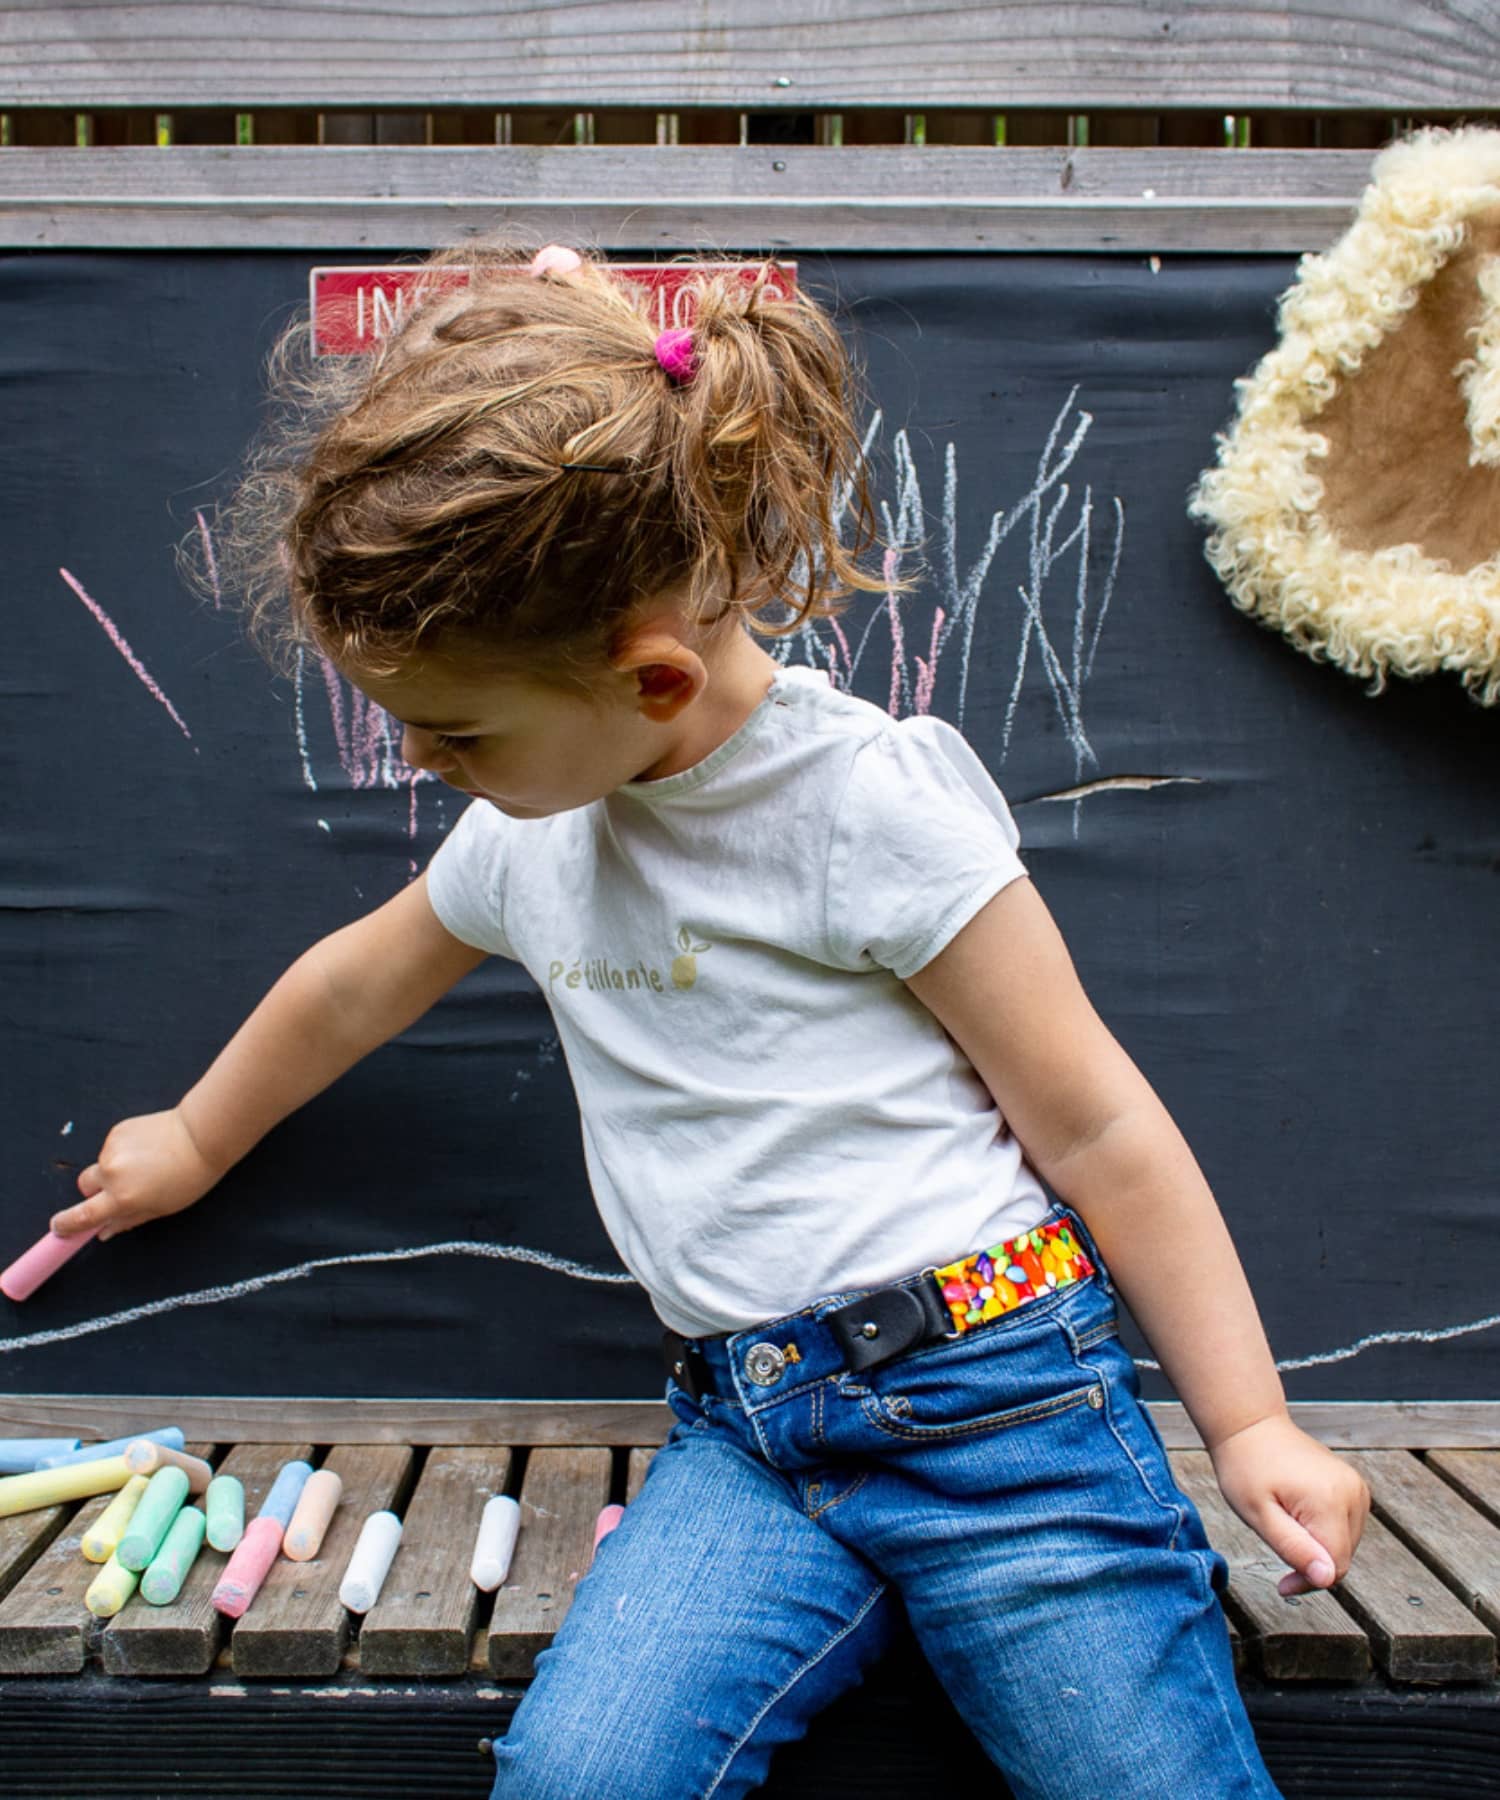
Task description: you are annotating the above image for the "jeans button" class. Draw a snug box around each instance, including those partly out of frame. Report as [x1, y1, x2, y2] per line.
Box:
[744, 1343, 787, 1386]
[1088, 1385, 1105, 1408]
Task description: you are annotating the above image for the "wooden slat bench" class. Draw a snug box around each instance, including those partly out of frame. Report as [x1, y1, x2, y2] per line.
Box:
[1, 1403, 1498, 1797]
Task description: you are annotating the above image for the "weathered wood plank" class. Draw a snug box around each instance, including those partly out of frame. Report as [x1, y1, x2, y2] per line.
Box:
[486, 1448, 611, 1679]
[0, 1498, 72, 1609]
[1171, 1450, 1371, 1681]
[99, 1442, 311, 1677]
[1425, 1448, 1500, 1530]
[625, 1446, 655, 1504]
[229, 1443, 414, 1678]
[358, 1445, 511, 1678]
[1322, 1506, 1495, 1685]
[0, 144, 1377, 251]
[2, 2, 1495, 111]
[4, 1395, 1499, 1449]
[1344, 1449, 1500, 1639]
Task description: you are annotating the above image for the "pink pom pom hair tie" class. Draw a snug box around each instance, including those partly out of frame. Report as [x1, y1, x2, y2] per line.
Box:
[528, 243, 582, 277]
[653, 325, 697, 385]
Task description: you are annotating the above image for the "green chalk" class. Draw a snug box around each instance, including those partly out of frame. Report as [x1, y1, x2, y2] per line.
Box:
[141, 1503, 208, 1604]
[117, 1464, 190, 1572]
[205, 1472, 245, 1552]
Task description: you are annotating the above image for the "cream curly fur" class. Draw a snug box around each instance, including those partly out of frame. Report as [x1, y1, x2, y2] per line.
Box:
[1189, 126, 1500, 706]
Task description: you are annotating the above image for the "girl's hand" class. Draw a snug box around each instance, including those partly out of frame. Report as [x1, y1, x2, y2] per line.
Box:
[49, 1108, 224, 1243]
[1208, 1411, 1372, 1597]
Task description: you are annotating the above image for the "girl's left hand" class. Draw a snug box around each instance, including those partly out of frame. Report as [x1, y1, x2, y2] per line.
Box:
[1207, 1411, 1372, 1597]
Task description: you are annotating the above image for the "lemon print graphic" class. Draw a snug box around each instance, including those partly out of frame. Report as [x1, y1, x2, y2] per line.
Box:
[670, 925, 712, 990]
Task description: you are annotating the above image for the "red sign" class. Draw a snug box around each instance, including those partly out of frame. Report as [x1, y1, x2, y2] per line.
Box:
[310, 260, 798, 357]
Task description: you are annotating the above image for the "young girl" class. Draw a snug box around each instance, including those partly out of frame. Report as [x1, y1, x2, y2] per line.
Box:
[51, 239, 1367, 1799]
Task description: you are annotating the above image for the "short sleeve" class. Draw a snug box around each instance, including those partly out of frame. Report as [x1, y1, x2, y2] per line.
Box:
[824, 716, 1029, 979]
[424, 798, 517, 959]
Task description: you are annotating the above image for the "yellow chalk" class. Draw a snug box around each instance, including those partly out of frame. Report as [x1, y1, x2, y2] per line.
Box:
[0, 1455, 133, 1519]
[84, 1548, 140, 1618]
[122, 1439, 213, 1495]
[82, 1474, 150, 1563]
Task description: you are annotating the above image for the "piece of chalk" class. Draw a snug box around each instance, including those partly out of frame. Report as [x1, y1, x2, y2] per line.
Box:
[122, 1439, 213, 1495]
[0, 1455, 132, 1519]
[82, 1474, 150, 1563]
[84, 1549, 140, 1619]
[37, 1426, 185, 1470]
[117, 1465, 190, 1573]
[338, 1510, 402, 1614]
[141, 1504, 207, 1605]
[593, 1504, 625, 1553]
[0, 1437, 79, 1474]
[283, 1468, 343, 1561]
[0, 1227, 98, 1302]
[256, 1459, 313, 1529]
[470, 1495, 521, 1592]
[212, 1514, 283, 1619]
[205, 1474, 246, 1552]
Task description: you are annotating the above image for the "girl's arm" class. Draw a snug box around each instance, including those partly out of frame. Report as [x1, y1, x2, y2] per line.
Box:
[50, 874, 488, 1239]
[903, 874, 1370, 1595]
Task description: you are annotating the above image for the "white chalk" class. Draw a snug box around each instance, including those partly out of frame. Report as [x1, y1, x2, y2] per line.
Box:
[338, 1509, 402, 1614]
[469, 1495, 521, 1592]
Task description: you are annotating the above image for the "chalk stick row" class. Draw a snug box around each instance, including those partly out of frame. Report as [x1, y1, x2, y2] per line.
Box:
[1, 1431, 630, 1621]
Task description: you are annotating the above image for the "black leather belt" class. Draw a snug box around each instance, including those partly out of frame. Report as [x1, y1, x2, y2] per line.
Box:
[663, 1270, 956, 1403]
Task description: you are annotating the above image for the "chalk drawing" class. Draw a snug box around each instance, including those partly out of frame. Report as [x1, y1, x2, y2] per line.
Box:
[1, 1245, 1492, 1368]
[777, 388, 1127, 838]
[0, 1238, 634, 1356]
[510, 1032, 562, 1105]
[292, 641, 438, 877]
[192, 509, 222, 609]
[59, 568, 198, 751]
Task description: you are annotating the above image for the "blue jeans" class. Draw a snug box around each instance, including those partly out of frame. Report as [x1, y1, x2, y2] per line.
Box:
[488, 1202, 1283, 1800]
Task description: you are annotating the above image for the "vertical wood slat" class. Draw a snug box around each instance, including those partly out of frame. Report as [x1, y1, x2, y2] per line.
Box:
[486, 1448, 612, 1678]
[1170, 1450, 1372, 1681]
[358, 1445, 511, 1677]
[100, 1442, 312, 1677]
[229, 1443, 415, 1678]
[1343, 1450, 1500, 1639]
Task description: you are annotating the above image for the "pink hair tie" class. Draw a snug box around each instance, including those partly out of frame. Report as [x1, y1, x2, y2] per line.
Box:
[654, 325, 697, 385]
[529, 243, 582, 277]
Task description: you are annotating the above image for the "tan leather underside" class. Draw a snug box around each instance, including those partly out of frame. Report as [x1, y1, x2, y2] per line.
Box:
[1315, 212, 1500, 573]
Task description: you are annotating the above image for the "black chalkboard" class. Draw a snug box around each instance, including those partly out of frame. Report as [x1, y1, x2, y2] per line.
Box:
[2, 249, 1495, 1403]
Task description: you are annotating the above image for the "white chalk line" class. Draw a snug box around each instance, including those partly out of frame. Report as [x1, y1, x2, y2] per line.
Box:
[1, 1235, 1495, 1379]
[1133, 1305, 1500, 1375]
[0, 1240, 636, 1355]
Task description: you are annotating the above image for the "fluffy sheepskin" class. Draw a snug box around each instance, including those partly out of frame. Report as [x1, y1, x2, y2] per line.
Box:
[1189, 126, 1500, 706]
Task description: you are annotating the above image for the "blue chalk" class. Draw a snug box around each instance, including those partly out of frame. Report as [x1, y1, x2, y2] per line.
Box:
[256, 1460, 313, 1528]
[0, 1436, 80, 1474]
[34, 1426, 186, 1469]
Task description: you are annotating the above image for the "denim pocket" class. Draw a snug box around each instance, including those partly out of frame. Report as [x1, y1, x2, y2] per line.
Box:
[850, 1290, 1110, 1442]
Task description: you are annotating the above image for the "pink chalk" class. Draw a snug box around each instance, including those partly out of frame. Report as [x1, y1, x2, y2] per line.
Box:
[1, 1228, 99, 1302]
[211, 1514, 283, 1619]
[592, 1504, 625, 1555]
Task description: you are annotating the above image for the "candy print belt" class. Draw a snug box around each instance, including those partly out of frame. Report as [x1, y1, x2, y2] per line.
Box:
[663, 1217, 1098, 1399]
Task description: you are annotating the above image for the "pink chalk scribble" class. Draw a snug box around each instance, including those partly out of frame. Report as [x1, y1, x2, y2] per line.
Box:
[59, 567, 197, 751]
[193, 511, 222, 609]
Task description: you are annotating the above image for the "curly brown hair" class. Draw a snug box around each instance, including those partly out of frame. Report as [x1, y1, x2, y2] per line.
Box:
[177, 230, 918, 696]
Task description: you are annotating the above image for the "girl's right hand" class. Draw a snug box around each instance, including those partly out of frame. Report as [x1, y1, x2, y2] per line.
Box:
[49, 1108, 225, 1242]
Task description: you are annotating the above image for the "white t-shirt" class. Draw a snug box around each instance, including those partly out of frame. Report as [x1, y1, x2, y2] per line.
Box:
[425, 661, 1052, 1336]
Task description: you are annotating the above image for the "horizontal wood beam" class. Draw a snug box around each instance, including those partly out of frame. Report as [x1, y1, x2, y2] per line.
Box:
[1, 1, 1495, 113]
[0, 144, 1375, 249]
[3, 1396, 1499, 1449]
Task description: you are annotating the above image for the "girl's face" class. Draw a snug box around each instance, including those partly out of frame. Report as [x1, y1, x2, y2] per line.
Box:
[334, 651, 684, 819]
